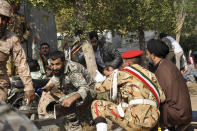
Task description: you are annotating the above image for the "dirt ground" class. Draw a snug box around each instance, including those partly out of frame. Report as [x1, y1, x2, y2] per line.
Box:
[187, 82, 197, 131]
[188, 82, 197, 111]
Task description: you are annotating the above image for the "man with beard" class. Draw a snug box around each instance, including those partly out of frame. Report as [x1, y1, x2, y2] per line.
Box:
[32, 34, 50, 75]
[146, 39, 192, 130]
[79, 31, 122, 73]
[38, 51, 96, 131]
[0, 0, 35, 103]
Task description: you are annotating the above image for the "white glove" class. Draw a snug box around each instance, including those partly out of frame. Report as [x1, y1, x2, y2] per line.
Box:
[95, 70, 106, 82]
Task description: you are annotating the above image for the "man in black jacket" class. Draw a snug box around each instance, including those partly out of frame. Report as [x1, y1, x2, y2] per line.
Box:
[79, 31, 122, 73]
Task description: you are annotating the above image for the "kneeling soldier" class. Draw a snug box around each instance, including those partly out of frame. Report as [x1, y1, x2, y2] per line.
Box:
[91, 50, 166, 131]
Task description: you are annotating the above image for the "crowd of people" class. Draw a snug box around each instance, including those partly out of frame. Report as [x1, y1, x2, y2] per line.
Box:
[0, 0, 197, 131]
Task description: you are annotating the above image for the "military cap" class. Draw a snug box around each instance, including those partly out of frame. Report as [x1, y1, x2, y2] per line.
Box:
[0, 0, 11, 17]
[121, 50, 143, 59]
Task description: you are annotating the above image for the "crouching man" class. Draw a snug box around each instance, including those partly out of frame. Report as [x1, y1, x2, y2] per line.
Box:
[91, 50, 166, 131]
[38, 51, 95, 131]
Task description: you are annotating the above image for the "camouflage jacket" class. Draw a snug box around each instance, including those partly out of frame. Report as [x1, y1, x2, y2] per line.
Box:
[95, 64, 165, 106]
[7, 13, 30, 41]
[95, 64, 166, 127]
[0, 30, 34, 91]
[47, 60, 95, 103]
[0, 102, 38, 131]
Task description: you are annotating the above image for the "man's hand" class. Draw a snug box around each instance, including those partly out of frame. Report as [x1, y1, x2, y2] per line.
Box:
[24, 90, 35, 105]
[103, 66, 114, 77]
[61, 93, 81, 108]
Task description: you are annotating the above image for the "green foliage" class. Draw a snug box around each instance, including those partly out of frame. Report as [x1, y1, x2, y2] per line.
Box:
[182, 0, 197, 35]
[27, 0, 176, 36]
[6, 0, 178, 47]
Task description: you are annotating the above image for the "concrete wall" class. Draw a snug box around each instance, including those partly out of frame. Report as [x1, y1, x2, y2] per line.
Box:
[20, 4, 57, 57]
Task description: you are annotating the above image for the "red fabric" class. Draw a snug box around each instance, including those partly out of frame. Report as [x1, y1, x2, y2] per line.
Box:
[95, 102, 100, 118]
[111, 110, 122, 119]
[121, 50, 143, 59]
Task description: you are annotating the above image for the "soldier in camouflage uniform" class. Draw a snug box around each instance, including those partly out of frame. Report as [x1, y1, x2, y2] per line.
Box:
[91, 50, 166, 131]
[0, 0, 35, 103]
[6, 2, 30, 76]
[0, 102, 38, 131]
[38, 51, 96, 131]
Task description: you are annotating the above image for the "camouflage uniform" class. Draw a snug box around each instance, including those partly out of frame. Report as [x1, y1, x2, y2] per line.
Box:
[38, 60, 95, 131]
[0, 30, 34, 102]
[0, 102, 38, 131]
[6, 12, 30, 76]
[91, 64, 165, 131]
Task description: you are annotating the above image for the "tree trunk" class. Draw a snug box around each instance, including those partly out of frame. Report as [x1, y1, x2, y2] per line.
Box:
[75, 1, 98, 79]
[174, 0, 186, 43]
[138, 29, 147, 67]
[81, 40, 98, 78]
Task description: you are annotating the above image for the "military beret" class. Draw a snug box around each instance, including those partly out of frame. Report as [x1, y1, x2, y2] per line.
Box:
[121, 50, 143, 59]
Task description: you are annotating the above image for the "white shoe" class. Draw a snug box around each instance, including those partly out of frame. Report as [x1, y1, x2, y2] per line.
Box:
[96, 122, 108, 131]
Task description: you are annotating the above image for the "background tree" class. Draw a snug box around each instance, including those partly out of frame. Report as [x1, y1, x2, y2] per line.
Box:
[7, 0, 177, 54]
[180, 0, 197, 56]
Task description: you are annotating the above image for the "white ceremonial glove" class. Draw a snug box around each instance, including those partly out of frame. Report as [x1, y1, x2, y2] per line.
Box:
[95, 70, 106, 82]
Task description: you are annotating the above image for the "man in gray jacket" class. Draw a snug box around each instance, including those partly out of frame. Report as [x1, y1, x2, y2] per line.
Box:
[79, 31, 122, 73]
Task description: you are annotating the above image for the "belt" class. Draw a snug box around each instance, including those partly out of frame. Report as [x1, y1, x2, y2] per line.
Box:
[117, 99, 157, 118]
[129, 99, 157, 107]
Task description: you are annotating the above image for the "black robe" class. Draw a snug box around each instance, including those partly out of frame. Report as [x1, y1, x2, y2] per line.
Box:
[155, 59, 192, 127]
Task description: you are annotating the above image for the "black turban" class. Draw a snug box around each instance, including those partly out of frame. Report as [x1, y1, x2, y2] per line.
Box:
[147, 39, 169, 58]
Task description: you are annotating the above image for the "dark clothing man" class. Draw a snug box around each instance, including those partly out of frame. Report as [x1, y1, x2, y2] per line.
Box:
[155, 59, 192, 127]
[146, 39, 192, 130]
[79, 31, 122, 72]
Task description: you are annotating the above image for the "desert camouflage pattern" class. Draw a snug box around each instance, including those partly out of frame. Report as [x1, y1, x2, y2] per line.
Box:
[0, 30, 34, 102]
[0, 102, 38, 131]
[0, 76, 9, 102]
[6, 12, 30, 76]
[38, 60, 95, 130]
[0, 0, 11, 17]
[91, 64, 165, 131]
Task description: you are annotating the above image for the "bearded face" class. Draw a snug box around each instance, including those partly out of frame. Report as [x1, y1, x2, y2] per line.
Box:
[146, 50, 154, 65]
[50, 58, 65, 77]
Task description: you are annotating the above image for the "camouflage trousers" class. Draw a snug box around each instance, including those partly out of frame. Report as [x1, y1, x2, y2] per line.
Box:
[38, 91, 82, 131]
[0, 75, 10, 102]
[91, 100, 157, 131]
[0, 102, 38, 131]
